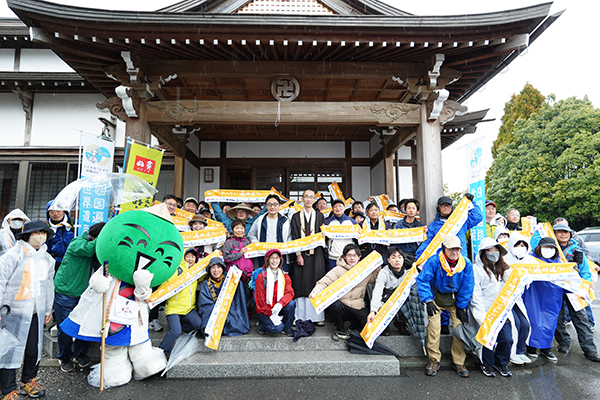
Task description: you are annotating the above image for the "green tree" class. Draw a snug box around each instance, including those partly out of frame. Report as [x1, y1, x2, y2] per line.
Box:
[491, 83, 545, 157]
[486, 96, 600, 231]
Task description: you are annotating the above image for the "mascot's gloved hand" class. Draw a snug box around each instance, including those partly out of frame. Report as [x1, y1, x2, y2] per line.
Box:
[133, 270, 154, 301]
[271, 303, 283, 316]
[90, 274, 112, 294]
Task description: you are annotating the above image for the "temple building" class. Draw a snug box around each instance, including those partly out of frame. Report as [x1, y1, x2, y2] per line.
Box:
[0, 0, 560, 222]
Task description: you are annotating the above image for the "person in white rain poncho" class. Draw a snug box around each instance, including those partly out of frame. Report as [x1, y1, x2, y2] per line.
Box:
[0, 221, 55, 400]
[0, 209, 30, 257]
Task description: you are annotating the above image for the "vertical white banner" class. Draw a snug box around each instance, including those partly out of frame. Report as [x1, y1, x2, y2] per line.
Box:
[466, 137, 486, 259]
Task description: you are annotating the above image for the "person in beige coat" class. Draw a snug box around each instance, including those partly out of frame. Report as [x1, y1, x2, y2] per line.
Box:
[309, 243, 379, 339]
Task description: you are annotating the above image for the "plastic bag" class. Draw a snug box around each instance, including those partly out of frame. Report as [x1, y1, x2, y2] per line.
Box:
[0, 306, 19, 358]
[162, 331, 201, 376]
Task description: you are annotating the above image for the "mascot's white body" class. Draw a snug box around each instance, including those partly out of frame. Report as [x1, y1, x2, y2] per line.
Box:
[62, 204, 182, 388]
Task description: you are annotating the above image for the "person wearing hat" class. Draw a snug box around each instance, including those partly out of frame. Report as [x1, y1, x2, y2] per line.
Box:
[182, 197, 199, 214]
[158, 248, 204, 355]
[290, 190, 328, 325]
[416, 234, 474, 378]
[352, 211, 365, 226]
[198, 207, 213, 220]
[248, 195, 292, 271]
[415, 194, 481, 260]
[0, 221, 55, 399]
[254, 249, 295, 336]
[324, 198, 358, 272]
[188, 214, 215, 258]
[0, 209, 30, 257]
[46, 199, 75, 273]
[198, 257, 250, 337]
[548, 224, 599, 362]
[469, 237, 515, 377]
[211, 200, 264, 235]
[485, 200, 498, 238]
[53, 222, 105, 373]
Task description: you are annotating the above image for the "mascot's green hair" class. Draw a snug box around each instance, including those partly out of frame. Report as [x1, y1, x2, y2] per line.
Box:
[96, 204, 184, 287]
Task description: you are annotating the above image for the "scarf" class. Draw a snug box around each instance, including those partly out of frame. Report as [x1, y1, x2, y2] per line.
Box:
[389, 265, 405, 279]
[48, 217, 72, 233]
[363, 216, 386, 231]
[266, 267, 285, 305]
[208, 275, 224, 302]
[439, 252, 466, 277]
[300, 208, 316, 255]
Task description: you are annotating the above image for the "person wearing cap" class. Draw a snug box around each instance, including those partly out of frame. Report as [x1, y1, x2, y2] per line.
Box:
[198, 207, 213, 220]
[0, 221, 55, 399]
[353, 211, 365, 226]
[254, 249, 295, 336]
[46, 199, 75, 273]
[485, 200, 498, 238]
[211, 200, 265, 235]
[416, 234, 474, 378]
[53, 222, 106, 373]
[248, 194, 292, 270]
[415, 193, 481, 260]
[324, 198, 358, 272]
[158, 249, 204, 355]
[182, 197, 199, 214]
[0, 209, 30, 257]
[469, 238, 515, 377]
[359, 202, 391, 263]
[522, 237, 565, 362]
[198, 257, 250, 337]
[188, 214, 215, 258]
[553, 217, 589, 257]
[290, 190, 328, 324]
[547, 223, 599, 362]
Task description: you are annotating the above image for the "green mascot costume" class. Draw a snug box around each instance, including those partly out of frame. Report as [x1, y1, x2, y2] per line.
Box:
[61, 204, 183, 388]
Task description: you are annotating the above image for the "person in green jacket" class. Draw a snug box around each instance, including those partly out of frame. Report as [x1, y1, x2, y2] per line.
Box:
[54, 222, 105, 373]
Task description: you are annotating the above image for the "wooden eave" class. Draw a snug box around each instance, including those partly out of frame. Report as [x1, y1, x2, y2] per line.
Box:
[440, 109, 491, 148]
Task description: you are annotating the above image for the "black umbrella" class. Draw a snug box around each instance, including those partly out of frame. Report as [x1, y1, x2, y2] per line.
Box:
[333, 330, 403, 357]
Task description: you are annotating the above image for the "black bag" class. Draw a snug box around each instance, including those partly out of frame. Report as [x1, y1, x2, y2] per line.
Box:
[432, 288, 455, 308]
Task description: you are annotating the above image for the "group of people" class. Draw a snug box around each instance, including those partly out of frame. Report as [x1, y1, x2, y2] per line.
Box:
[0, 189, 598, 399]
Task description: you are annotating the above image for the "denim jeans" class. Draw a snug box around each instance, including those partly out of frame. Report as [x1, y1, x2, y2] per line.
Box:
[54, 292, 89, 360]
[257, 300, 296, 333]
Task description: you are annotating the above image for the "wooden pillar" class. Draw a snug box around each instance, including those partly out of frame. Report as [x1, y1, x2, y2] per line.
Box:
[174, 154, 184, 198]
[125, 101, 151, 143]
[383, 142, 395, 202]
[416, 102, 443, 225]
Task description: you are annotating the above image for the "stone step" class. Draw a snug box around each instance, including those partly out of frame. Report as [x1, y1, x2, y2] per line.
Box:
[166, 350, 400, 379]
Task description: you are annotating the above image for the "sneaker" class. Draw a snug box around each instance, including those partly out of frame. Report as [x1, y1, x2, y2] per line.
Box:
[425, 358, 440, 376]
[480, 364, 496, 377]
[540, 349, 558, 363]
[494, 364, 512, 377]
[557, 344, 571, 354]
[148, 319, 163, 332]
[2, 390, 19, 400]
[334, 331, 351, 340]
[75, 354, 92, 368]
[19, 378, 45, 398]
[526, 347, 539, 360]
[510, 355, 524, 365]
[518, 354, 532, 364]
[258, 328, 266, 335]
[584, 352, 600, 362]
[281, 330, 294, 337]
[452, 363, 469, 378]
[441, 325, 450, 335]
[314, 321, 325, 327]
[59, 357, 75, 373]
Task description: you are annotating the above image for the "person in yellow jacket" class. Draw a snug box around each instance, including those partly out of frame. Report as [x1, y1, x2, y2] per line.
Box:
[158, 249, 203, 355]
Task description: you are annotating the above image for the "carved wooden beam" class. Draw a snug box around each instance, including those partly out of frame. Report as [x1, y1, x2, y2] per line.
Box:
[149, 124, 186, 157]
[96, 96, 128, 122]
[145, 101, 421, 126]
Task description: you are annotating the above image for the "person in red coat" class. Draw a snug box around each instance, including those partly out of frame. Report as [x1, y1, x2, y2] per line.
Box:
[254, 249, 295, 336]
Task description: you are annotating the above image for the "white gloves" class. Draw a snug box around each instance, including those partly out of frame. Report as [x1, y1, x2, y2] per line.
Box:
[271, 303, 283, 316]
[90, 274, 112, 294]
[133, 270, 154, 301]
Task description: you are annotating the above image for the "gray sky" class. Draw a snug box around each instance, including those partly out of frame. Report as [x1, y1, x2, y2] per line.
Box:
[2, 0, 597, 195]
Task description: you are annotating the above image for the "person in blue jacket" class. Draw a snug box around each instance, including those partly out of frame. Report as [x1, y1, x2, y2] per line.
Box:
[414, 194, 482, 260]
[416, 235, 474, 379]
[211, 202, 266, 235]
[46, 200, 74, 273]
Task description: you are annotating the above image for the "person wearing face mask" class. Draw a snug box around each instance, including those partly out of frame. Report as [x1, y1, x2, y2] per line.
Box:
[53, 222, 105, 373]
[254, 249, 296, 336]
[0, 221, 55, 399]
[46, 200, 75, 273]
[367, 247, 411, 335]
[522, 237, 564, 362]
[504, 232, 534, 365]
[0, 209, 30, 257]
[469, 238, 514, 377]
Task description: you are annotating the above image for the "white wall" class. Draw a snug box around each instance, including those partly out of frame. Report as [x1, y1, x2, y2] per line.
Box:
[0, 49, 15, 71]
[227, 141, 345, 158]
[0, 93, 25, 146]
[201, 141, 220, 158]
[369, 135, 381, 157]
[351, 166, 371, 203]
[199, 166, 220, 201]
[398, 145, 411, 159]
[30, 93, 106, 146]
[188, 133, 199, 157]
[351, 141, 369, 158]
[19, 49, 74, 72]
[398, 166, 413, 199]
[370, 161, 385, 196]
[184, 159, 199, 200]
